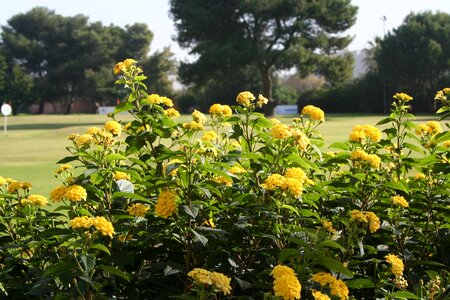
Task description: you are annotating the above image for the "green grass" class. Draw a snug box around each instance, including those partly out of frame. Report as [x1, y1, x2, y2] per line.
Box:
[0, 113, 441, 196]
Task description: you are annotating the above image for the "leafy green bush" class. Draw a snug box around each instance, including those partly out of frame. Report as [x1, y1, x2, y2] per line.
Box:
[1, 60, 449, 299]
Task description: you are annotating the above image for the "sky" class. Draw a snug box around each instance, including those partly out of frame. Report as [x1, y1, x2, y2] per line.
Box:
[0, 0, 449, 61]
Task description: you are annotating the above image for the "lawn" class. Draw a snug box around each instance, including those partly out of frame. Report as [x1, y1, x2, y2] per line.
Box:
[0, 113, 440, 196]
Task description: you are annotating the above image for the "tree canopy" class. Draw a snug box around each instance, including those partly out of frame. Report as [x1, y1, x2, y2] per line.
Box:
[0, 7, 175, 113]
[374, 11, 450, 112]
[170, 0, 357, 115]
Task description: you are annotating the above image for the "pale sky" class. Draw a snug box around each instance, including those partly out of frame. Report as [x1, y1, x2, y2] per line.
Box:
[0, 0, 449, 61]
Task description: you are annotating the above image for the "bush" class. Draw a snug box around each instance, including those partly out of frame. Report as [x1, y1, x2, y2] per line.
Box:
[1, 60, 449, 299]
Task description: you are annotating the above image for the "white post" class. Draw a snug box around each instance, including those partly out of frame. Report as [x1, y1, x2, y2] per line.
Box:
[3, 115, 6, 135]
[1, 103, 12, 135]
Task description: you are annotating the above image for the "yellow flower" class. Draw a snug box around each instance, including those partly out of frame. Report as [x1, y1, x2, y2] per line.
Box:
[160, 96, 174, 107]
[210, 271, 232, 295]
[236, 91, 255, 107]
[365, 211, 381, 233]
[322, 220, 336, 234]
[350, 149, 381, 169]
[55, 164, 72, 174]
[114, 171, 131, 181]
[0, 176, 5, 186]
[147, 94, 162, 104]
[426, 121, 442, 135]
[349, 125, 382, 143]
[270, 118, 281, 124]
[385, 254, 404, 277]
[202, 130, 217, 142]
[291, 129, 310, 150]
[214, 176, 233, 186]
[330, 278, 349, 300]
[261, 174, 286, 191]
[69, 216, 92, 229]
[50, 185, 67, 202]
[257, 94, 269, 107]
[127, 203, 150, 217]
[164, 108, 180, 118]
[7, 181, 23, 193]
[86, 127, 101, 135]
[188, 268, 213, 285]
[270, 265, 296, 279]
[273, 274, 301, 300]
[392, 195, 409, 208]
[204, 218, 216, 228]
[104, 121, 122, 136]
[228, 165, 246, 174]
[26, 195, 48, 206]
[209, 104, 232, 118]
[414, 173, 426, 180]
[350, 210, 368, 223]
[285, 167, 307, 181]
[114, 62, 124, 75]
[271, 124, 292, 139]
[443, 140, 450, 148]
[76, 133, 94, 146]
[122, 58, 137, 69]
[311, 272, 336, 286]
[182, 121, 204, 131]
[301, 105, 325, 122]
[155, 190, 178, 218]
[65, 185, 87, 202]
[21, 182, 32, 189]
[366, 154, 381, 169]
[283, 177, 304, 197]
[192, 110, 207, 124]
[312, 290, 331, 300]
[393, 92, 413, 102]
[91, 216, 115, 238]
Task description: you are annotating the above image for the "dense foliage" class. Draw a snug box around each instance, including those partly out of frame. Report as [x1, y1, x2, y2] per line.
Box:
[0, 61, 449, 299]
[170, 0, 357, 115]
[0, 7, 176, 114]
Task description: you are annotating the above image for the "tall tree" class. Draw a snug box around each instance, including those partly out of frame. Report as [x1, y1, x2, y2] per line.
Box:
[170, 0, 357, 115]
[374, 12, 450, 112]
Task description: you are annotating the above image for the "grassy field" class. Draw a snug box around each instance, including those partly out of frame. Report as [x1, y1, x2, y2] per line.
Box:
[0, 113, 441, 196]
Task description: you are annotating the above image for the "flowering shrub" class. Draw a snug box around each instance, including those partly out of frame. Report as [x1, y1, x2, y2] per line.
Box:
[0, 60, 449, 299]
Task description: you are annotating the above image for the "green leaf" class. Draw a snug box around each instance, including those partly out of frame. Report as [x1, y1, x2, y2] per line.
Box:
[316, 257, 353, 278]
[90, 172, 103, 185]
[376, 117, 394, 125]
[329, 142, 350, 150]
[114, 101, 135, 114]
[37, 228, 72, 238]
[80, 255, 96, 273]
[281, 204, 299, 216]
[278, 248, 301, 263]
[345, 278, 375, 289]
[390, 291, 419, 299]
[181, 205, 199, 218]
[43, 262, 76, 277]
[91, 244, 111, 255]
[113, 192, 149, 202]
[99, 265, 129, 282]
[404, 143, 424, 154]
[106, 153, 128, 162]
[318, 240, 345, 252]
[384, 181, 409, 194]
[56, 156, 78, 164]
[191, 229, 208, 246]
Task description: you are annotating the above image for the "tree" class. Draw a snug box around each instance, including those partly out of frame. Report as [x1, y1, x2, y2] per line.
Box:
[374, 12, 450, 112]
[170, 0, 357, 115]
[141, 47, 177, 97]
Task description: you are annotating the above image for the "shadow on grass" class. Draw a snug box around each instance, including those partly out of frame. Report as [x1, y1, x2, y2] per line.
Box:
[4, 122, 106, 131]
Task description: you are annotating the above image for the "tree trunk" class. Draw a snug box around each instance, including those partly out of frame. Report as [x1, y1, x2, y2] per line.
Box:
[38, 99, 45, 114]
[259, 63, 277, 116]
[65, 97, 74, 114]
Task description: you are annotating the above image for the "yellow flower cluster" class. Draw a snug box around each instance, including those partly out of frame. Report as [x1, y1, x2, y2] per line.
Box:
[311, 272, 349, 300]
[236, 91, 256, 107]
[350, 149, 381, 169]
[214, 176, 233, 186]
[114, 58, 137, 75]
[146, 94, 174, 107]
[350, 210, 380, 233]
[392, 195, 409, 208]
[228, 164, 247, 175]
[321, 220, 337, 234]
[349, 125, 382, 143]
[69, 216, 115, 238]
[114, 171, 131, 181]
[50, 185, 87, 202]
[209, 104, 233, 118]
[0, 176, 5, 186]
[301, 105, 325, 122]
[55, 164, 72, 174]
[415, 121, 442, 136]
[183, 110, 207, 131]
[291, 129, 310, 151]
[187, 268, 232, 295]
[127, 203, 150, 217]
[271, 124, 292, 139]
[104, 121, 122, 136]
[434, 88, 450, 102]
[261, 167, 311, 197]
[393, 92, 413, 102]
[271, 265, 301, 300]
[21, 194, 48, 207]
[385, 254, 405, 277]
[6, 180, 32, 193]
[155, 190, 178, 218]
[164, 108, 180, 118]
[312, 290, 331, 300]
[201, 130, 217, 142]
